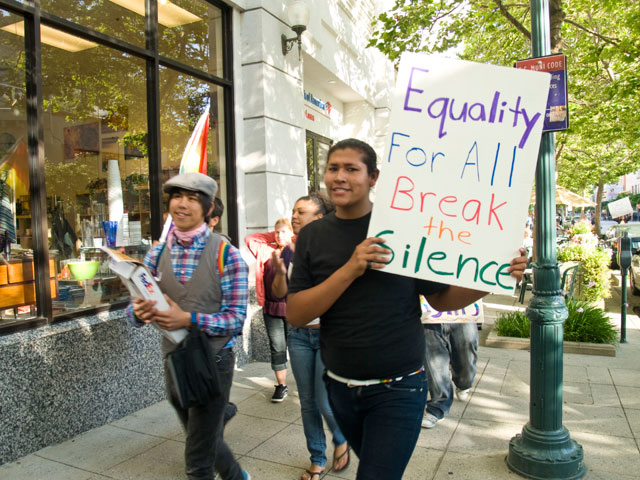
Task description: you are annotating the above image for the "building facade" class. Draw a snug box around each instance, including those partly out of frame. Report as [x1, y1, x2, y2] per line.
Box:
[0, 0, 394, 464]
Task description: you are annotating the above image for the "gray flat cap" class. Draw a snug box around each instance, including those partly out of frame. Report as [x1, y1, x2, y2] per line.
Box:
[163, 172, 218, 199]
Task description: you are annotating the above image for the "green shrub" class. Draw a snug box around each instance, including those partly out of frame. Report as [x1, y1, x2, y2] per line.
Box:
[564, 300, 618, 345]
[494, 300, 618, 345]
[569, 220, 592, 236]
[495, 310, 530, 338]
[558, 243, 611, 303]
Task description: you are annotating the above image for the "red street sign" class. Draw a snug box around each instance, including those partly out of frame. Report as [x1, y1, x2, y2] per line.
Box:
[515, 54, 568, 132]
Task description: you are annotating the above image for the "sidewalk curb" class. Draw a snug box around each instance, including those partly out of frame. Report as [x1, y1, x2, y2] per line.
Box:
[611, 271, 621, 287]
[484, 324, 617, 357]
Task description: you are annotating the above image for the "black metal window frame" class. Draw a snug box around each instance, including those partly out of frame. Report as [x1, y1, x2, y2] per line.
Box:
[0, 0, 238, 332]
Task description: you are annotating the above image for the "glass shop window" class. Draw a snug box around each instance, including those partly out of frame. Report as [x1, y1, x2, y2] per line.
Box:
[159, 0, 225, 78]
[159, 67, 228, 236]
[40, 0, 145, 47]
[38, 29, 150, 316]
[306, 132, 331, 195]
[0, 9, 44, 326]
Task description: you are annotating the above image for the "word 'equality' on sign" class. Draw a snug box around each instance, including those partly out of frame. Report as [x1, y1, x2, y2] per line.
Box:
[403, 67, 542, 149]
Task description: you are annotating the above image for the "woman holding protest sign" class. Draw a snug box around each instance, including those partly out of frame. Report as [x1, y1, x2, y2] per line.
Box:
[286, 138, 527, 479]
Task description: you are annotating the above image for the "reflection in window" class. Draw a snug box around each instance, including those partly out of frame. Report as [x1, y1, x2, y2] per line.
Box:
[159, 67, 227, 234]
[38, 30, 150, 316]
[0, 9, 44, 326]
[159, 0, 224, 78]
[40, 0, 145, 47]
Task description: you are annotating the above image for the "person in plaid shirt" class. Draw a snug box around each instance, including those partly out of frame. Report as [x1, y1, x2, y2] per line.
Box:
[127, 172, 251, 480]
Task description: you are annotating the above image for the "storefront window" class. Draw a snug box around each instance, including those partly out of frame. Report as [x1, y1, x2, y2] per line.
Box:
[0, 9, 42, 326]
[0, 1, 233, 329]
[39, 29, 149, 316]
[40, 0, 145, 47]
[159, 67, 227, 234]
[306, 132, 330, 194]
[159, 0, 224, 78]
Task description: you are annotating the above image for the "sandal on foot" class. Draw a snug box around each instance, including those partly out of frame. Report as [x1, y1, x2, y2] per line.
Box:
[332, 445, 350, 471]
[301, 469, 324, 480]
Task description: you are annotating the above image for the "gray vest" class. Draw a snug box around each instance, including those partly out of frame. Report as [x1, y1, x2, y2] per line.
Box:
[157, 232, 225, 355]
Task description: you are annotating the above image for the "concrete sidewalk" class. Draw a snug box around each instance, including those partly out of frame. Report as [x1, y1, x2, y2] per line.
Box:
[2, 290, 640, 479]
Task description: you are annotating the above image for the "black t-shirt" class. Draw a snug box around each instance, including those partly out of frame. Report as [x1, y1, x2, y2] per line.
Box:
[288, 211, 448, 379]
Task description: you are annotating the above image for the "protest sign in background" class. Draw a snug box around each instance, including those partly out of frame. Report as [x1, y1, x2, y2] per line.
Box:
[608, 197, 633, 219]
[368, 53, 550, 294]
[420, 295, 484, 324]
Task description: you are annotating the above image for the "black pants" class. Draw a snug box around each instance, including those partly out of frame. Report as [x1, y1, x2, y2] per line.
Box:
[166, 348, 242, 480]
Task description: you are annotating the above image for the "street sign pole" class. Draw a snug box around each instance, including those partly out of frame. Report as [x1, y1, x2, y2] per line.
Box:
[621, 268, 628, 343]
[506, 1, 586, 478]
[619, 231, 631, 344]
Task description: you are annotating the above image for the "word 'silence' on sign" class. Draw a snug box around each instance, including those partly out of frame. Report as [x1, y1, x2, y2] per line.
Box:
[375, 230, 513, 290]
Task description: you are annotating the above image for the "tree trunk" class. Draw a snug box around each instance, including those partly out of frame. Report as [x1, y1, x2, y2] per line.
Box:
[595, 178, 605, 235]
[549, 0, 565, 52]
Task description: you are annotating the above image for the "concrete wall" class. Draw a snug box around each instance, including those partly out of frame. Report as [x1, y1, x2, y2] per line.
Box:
[0, 307, 262, 465]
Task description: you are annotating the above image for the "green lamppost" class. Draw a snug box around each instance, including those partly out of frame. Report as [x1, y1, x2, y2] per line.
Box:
[506, 1, 587, 479]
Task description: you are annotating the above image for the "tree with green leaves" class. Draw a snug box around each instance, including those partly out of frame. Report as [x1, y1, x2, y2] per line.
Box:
[369, 0, 640, 234]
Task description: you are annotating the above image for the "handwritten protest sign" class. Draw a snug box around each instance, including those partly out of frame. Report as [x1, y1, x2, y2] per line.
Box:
[368, 53, 550, 294]
[420, 295, 484, 324]
[608, 197, 633, 219]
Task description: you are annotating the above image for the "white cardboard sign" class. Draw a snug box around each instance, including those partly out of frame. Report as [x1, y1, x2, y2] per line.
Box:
[608, 197, 634, 219]
[367, 53, 550, 294]
[420, 296, 484, 324]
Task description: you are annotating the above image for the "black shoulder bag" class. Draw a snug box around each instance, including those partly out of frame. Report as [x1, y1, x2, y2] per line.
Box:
[166, 329, 231, 409]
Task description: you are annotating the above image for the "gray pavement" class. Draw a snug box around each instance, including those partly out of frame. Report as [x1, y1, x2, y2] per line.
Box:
[2, 285, 640, 479]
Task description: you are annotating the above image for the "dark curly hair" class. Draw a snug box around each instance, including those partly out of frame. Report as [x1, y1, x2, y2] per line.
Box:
[295, 192, 334, 215]
[212, 197, 224, 219]
[327, 138, 378, 174]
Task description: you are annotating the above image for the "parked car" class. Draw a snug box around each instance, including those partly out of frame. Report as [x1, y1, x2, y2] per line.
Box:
[630, 254, 640, 295]
[605, 223, 640, 269]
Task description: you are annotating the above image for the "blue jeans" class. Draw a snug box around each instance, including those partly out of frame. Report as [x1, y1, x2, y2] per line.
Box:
[263, 313, 288, 371]
[165, 348, 243, 480]
[423, 323, 478, 420]
[288, 328, 346, 467]
[325, 371, 427, 480]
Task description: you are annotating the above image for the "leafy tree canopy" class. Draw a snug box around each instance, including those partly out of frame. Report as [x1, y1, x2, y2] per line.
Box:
[369, 0, 640, 224]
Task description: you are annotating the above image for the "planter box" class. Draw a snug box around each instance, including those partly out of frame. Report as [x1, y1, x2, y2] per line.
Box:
[485, 324, 616, 357]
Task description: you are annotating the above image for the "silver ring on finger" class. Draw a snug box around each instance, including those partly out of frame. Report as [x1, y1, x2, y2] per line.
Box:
[367, 260, 372, 269]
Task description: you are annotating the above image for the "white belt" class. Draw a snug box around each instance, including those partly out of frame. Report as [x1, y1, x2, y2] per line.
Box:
[326, 367, 424, 388]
